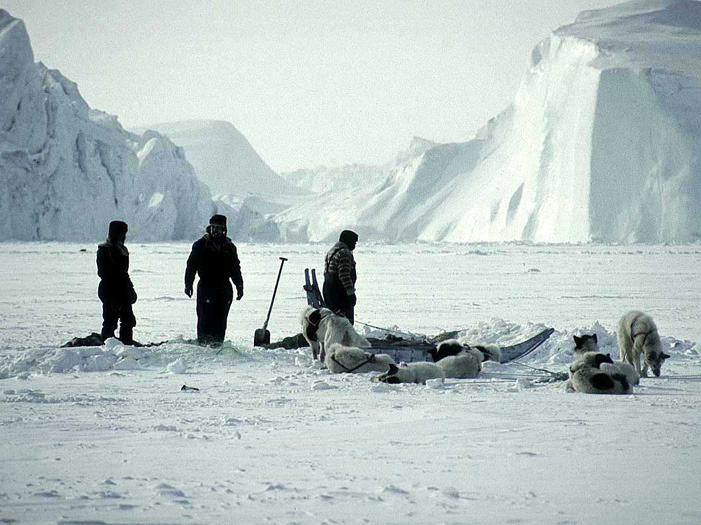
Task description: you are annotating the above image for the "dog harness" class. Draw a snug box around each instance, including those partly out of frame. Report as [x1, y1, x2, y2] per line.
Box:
[330, 353, 376, 373]
[630, 313, 650, 345]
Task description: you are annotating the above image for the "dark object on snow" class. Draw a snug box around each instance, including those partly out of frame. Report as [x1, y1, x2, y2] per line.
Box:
[181, 384, 200, 392]
[97, 221, 137, 344]
[263, 332, 310, 350]
[185, 216, 244, 346]
[323, 231, 358, 324]
[62, 333, 104, 348]
[254, 257, 288, 346]
[61, 333, 165, 348]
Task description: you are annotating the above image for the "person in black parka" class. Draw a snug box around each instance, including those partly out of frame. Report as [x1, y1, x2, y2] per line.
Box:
[323, 229, 358, 324]
[97, 220, 137, 344]
[184, 215, 244, 346]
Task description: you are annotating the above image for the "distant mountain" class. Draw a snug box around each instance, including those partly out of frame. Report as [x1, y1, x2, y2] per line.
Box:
[274, 0, 701, 243]
[130, 120, 304, 201]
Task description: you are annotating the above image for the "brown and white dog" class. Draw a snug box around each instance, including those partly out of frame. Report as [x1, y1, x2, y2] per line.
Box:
[300, 306, 370, 361]
[617, 311, 670, 378]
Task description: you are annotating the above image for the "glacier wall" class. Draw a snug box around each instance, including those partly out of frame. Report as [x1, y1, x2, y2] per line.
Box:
[277, 0, 701, 244]
[0, 11, 215, 241]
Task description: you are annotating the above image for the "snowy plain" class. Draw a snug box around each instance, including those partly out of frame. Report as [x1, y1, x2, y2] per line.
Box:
[1, 242, 701, 524]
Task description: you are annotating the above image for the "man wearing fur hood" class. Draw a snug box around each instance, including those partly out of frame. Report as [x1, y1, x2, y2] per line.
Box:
[184, 214, 244, 346]
[97, 220, 137, 344]
[323, 230, 359, 324]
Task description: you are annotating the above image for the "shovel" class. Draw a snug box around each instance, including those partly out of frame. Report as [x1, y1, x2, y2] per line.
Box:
[254, 257, 288, 346]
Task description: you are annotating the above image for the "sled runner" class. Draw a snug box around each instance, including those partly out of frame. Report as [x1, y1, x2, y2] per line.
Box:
[302, 268, 554, 364]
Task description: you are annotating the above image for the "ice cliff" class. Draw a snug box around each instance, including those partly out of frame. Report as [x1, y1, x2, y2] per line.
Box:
[278, 0, 701, 243]
[0, 10, 215, 241]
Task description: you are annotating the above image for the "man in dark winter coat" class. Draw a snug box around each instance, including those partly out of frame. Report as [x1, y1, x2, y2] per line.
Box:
[323, 229, 358, 324]
[97, 220, 137, 344]
[184, 214, 244, 346]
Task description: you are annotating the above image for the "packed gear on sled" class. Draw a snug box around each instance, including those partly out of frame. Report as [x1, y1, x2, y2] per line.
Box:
[185, 215, 244, 346]
[97, 220, 137, 344]
[323, 229, 358, 324]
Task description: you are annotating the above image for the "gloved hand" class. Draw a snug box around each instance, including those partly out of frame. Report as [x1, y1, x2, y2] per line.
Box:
[236, 287, 244, 300]
[127, 288, 137, 305]
[110, 302, 123, 313]
[184, 285, 193, 298]
[349, 293, 357, 306]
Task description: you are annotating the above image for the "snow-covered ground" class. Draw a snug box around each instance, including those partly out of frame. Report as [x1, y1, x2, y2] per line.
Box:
[1, 242, 700, 523]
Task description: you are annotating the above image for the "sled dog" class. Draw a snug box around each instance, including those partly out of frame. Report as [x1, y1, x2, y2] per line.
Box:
[376, 362, 445, 385]
[428, 339, 501, 364]
[565, 360, 632, 395]
[300, 306, 370, 361]
[617, 311, 669, 377]
[570, 351, 640, 388]
[325, 344, 395, 374]
[429, 340, 501, 379]
[573, 334, 599, 355]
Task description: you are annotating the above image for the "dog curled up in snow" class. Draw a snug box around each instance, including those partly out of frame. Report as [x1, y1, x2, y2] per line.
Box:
[617, 311, 669, 378]
[573, 334, 599, 356]
[575, 351, 640, 387]
[565, 360, 632, 395]
[376, 362, 445, 385]
[300, 306, 370, 361]
[428, 339, 501, 379]
[324, 344, 395, 374]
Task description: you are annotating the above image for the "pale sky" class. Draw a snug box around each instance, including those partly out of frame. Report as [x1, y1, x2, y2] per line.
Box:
[4, 0, 616, 172]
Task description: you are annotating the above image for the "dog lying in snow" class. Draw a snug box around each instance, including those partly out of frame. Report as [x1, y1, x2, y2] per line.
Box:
[300, 306, 370, 361]
[574, 351, 640, 387]
[565, 359, 633, 394]
[617, 311, 669, 378]
[324, 344, 395, 374]
[428, 339, 501, 379]
[376, 362, 445, 385]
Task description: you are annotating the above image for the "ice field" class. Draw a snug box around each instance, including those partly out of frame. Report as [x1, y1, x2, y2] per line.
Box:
[1, 242, 700, 524]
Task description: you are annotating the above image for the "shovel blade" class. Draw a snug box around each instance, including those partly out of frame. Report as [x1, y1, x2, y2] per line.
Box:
[254, 328, 270, 346]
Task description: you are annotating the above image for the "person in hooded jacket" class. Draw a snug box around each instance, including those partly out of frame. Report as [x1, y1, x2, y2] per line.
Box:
[97, 220, 137, 344]
[184, 215, 244, 346]
[323, 230, 359, 324]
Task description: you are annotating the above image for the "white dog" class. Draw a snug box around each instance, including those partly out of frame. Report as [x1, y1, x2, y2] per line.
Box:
[617, 311, 670, 377]
[325, 344, 395, 374]
[565, 360, 632, 395]
[300, 306, 370, 361]
[430, 339, 501, 379]
[376, 362, 445, 385]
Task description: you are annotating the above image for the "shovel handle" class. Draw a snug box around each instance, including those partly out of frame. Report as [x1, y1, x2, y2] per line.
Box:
[262, 257, 287, 330]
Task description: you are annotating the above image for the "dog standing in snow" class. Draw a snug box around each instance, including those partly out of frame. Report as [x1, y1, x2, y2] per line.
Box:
[617, 311, 669, 377]
[325, 343, 395, 374]
[300, 306, 370, 361]
[428, 339, 501, 379]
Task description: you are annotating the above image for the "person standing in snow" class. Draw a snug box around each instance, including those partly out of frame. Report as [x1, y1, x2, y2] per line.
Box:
[97, 220, 138, 345]
[323, 230, 359, 324]
[184, 214, 244, 346]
